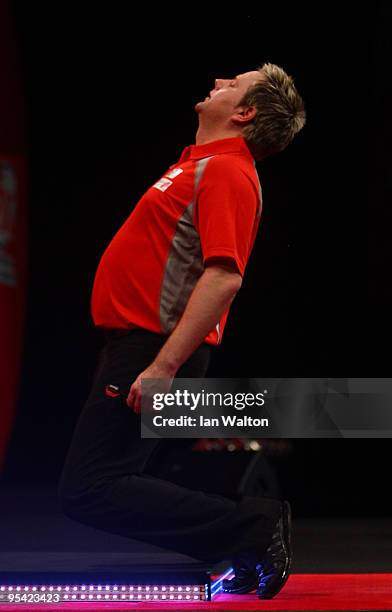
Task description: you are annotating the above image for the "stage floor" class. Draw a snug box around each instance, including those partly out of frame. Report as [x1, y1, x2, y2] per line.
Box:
[0, 574, 392, 611]
[0, 484, 392, 610]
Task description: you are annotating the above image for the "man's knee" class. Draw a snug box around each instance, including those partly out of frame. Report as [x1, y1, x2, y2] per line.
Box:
[57, 473, 95, 521]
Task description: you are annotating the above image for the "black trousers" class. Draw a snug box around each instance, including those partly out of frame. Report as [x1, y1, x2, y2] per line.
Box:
[58, 329, 281, 564]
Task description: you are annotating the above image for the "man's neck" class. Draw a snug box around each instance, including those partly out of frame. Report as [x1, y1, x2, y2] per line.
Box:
[195, 125, 242, 146]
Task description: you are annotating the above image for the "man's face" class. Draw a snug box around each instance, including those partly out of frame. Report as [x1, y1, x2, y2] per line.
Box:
[195, 70, 264, 120]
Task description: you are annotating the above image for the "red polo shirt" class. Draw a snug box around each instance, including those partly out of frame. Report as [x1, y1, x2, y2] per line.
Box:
[91, 137, 263, 346]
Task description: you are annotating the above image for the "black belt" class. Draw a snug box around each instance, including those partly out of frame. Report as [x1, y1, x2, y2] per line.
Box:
[102, 327, 165, 341]
[102, 328, 213, 349]
[103, 328, 137, 340]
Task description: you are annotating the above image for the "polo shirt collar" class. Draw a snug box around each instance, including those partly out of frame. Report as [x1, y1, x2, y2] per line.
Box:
[178, 137, 254, 163]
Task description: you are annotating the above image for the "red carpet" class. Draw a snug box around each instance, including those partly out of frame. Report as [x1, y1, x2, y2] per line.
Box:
[1, 574, 391, 611]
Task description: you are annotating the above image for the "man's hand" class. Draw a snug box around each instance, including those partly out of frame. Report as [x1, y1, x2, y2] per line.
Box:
[127, 361, 175, 414]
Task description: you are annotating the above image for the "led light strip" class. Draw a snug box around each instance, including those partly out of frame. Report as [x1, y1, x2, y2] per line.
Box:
[210, 567, 234, 597]
[0, 584, 207, 602]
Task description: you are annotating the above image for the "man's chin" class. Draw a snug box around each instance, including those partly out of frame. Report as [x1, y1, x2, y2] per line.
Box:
[195, 97, 210, 111]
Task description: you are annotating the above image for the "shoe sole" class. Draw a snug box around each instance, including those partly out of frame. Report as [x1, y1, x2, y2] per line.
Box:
[258, 500, 292, 600]
[222, 578, 258, 595]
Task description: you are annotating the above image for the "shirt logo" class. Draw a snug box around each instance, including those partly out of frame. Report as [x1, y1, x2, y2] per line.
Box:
[165, 168, 183, 179]
[153, 167, 184, 192]
[153, 177, 173, 192]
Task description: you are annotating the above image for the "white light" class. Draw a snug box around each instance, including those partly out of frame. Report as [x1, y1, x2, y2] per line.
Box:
[105, 586, 110, 590]
[81, 595, 85, 599]
[98, 586, 102, 590]
[153, 594, 158, 599]
[8, 588, 13, 591]
[64, 595, 68, 600]
[194, 587, 198, 591]
[146, 594, 150, 599]
[41, 587, 46, 591]
[57, 587, 61, 591]
[97, 594, 101, 599]
[16, 587, 21, 592]
[105, 594, 109, 599]
[89, 595, 93, 599]
[186, 595, 190, 599]
[178, 594, 183, 599]
[113, 586, 118, 591]
[138, 586, 142, 591]
[162, 595, 166, 599]
[153, 586, 158, 591]
[24, 587, 28, 591]
[162, 586, 166, 591]
[170, 586, 174, 591]
[137, 594, 142, 599]
[170, 595, 174, 599]
[49, 587, 53, 591]
[186, 586, 190, 591]
[178, 586, 182, 591]
[129, 586, 133, 591]
[250, 440, 261, 451]
[73, 586, 77, 591]
[121, 595, 126, 599]
[113, 595, 118, 599]
[65, 587, 70, 591]
[194, 595, 199, 599]
[72, 595, 76, 599]
[89, 586, 94, 590]
[0, 588, 4, 592]
[121, 586, 126, 591]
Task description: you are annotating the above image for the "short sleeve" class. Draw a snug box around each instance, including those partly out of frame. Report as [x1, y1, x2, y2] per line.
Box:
[194, 157, 258, 276]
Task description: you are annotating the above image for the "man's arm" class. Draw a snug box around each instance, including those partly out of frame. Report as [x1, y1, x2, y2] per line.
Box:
[127, 258, 242, 411]
[155, 260, 242, 372]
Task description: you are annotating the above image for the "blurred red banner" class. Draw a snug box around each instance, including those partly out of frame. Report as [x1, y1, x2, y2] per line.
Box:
[0, 0, 28, 471]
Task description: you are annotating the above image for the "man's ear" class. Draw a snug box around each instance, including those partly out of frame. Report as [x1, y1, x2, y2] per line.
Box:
[232, 106, 257, 126]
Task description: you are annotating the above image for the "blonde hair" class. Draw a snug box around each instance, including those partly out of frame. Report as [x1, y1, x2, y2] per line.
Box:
[239, 62, 306, 161]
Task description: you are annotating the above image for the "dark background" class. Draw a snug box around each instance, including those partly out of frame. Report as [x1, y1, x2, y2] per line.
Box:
[2, 3, 391, 517]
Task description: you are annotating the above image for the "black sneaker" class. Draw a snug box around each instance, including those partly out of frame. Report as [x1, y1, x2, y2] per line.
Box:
[256, 500, 292, 599]
[222, 556, 259, 594]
